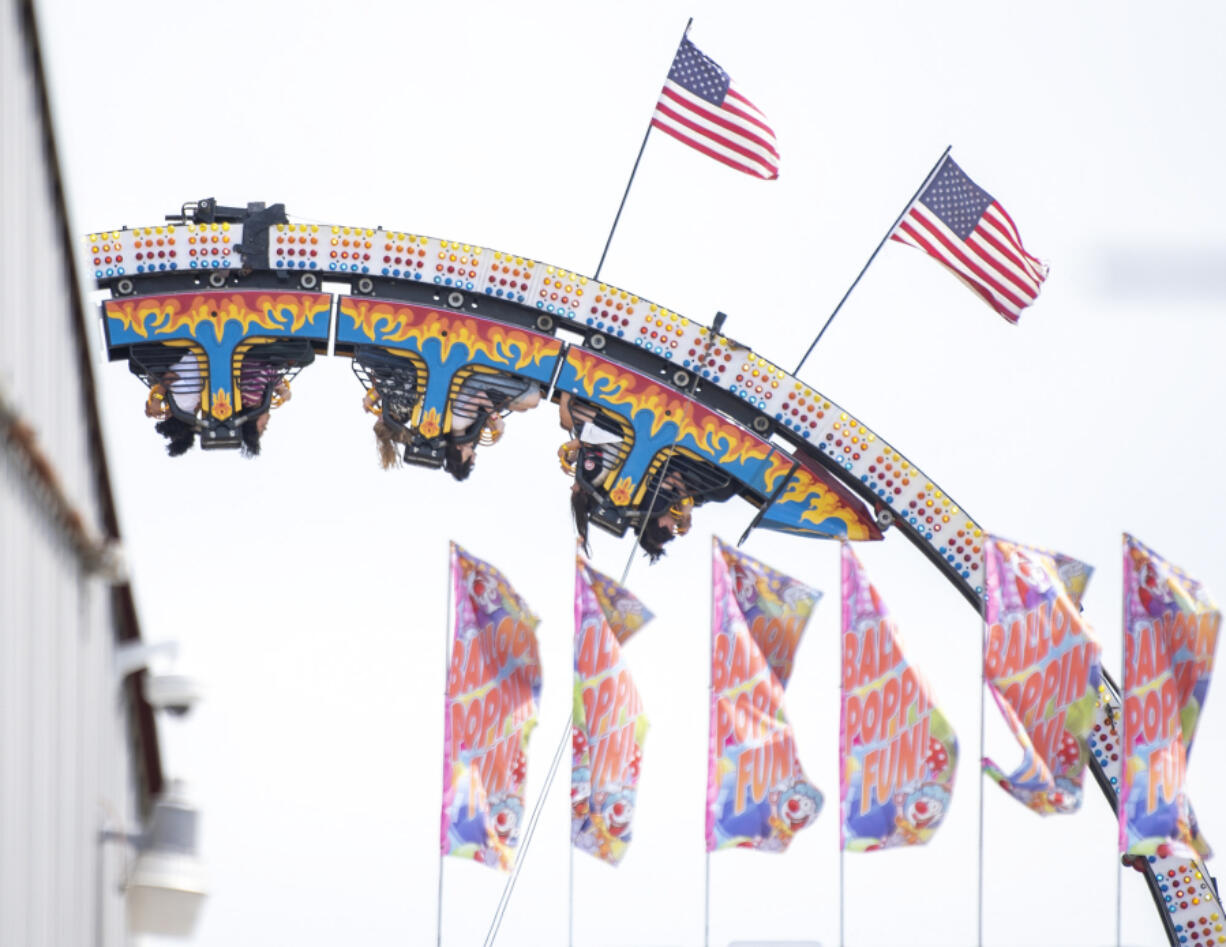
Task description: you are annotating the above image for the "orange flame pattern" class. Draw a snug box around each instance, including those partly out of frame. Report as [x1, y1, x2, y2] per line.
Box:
[760, 451, 797, 495]
[568, 350, 875, 539]
[106, 292, 329, 340]
[563, 350, 765, 468]
[608, 476, 635, 507]
[419, 406, 442, 439]
[340, 299, 561, 371]
[211, 388, 233, 421]
[567, 350, 770, 469]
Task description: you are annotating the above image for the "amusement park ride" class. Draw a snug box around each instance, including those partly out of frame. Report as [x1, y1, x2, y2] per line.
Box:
[87, 198, 1221, 946]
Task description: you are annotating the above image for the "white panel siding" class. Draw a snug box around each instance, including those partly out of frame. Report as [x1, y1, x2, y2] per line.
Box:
[2, 2, 156, 946]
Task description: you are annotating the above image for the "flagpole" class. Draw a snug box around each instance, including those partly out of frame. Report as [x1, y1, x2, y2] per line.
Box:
[838, 847, 845, 947]
[437, 542, 455, 947]
[976, 613, 987, 947]
[704, 536, 714, 947]
[1116, 616, 1125, 947]
[838, 543, 846, 947]
[593, 18, 693, 282]
[1115, 855, 1122, 947]
[567, 560, 576, 947]
[792, 145, 952, 376]
[568, 814, 574, 947]
[703, 850, 711, 947]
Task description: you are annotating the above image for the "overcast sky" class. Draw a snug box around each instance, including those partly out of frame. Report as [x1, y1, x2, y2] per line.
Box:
[35, 1, 1226, 944]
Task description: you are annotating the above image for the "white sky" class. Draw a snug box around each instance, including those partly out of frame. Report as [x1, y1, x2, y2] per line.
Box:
[35, 1, 1226, 945]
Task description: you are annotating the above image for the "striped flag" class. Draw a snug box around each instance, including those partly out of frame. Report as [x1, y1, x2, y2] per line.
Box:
[651, 37, 779, 180]
[891, 156, 1048, 323]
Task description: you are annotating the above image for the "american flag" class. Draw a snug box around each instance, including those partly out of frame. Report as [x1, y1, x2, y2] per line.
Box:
[891, 156, 1048, 323]
[651, 38, 779, 180]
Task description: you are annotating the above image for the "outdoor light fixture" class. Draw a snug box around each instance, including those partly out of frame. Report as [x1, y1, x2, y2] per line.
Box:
[101, 781, 207, 938]
[126, 782, 208, 936]
[108, 641, 208, 935]
[114, 640, 205, 716]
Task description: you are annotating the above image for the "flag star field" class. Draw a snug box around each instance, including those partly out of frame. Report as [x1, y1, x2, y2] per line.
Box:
[920, 159, 996, 241]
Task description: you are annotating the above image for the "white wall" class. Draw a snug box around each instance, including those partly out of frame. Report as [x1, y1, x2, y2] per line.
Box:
[1, 2, 158, 945]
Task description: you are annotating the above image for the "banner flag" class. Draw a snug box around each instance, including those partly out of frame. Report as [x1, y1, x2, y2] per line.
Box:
[982, 537, 1103, 814]
[840, 544, 958, 850]
[571, 559, 654, 865]
[582, 561, 654, 647]
[1121, 534, 1220, 859]
[707, 537, 822, 852]
[441, 543, 542, 871]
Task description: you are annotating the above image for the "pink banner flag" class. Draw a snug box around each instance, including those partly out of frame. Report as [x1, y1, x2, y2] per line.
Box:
[707, 537, 822, 852]
[982, 537, 1103, 814]
[441, 543, 542, 871]
[1121, 534, 1219, 859]
[571, 558, 654, 865]
[840, 544, 958, 850]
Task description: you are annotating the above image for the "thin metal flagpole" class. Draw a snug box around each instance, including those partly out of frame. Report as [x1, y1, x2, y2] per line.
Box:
[567, 555, 577, 947]
[839, 548, 846, 947]
[976, 612, 987, 947]
[839, 846, 845, 947]
[593, 18, 693, 282]
[568, 828, 575, 947]
[1116, 617, 1125, 947]
[703, 850, 711, 947]
[704, 537, 715, 947]
[792, 145, 952, 376]
[437, 542, 456, 947]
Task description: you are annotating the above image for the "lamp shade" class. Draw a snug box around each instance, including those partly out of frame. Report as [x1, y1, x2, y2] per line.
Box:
[126, 782, 207, 937]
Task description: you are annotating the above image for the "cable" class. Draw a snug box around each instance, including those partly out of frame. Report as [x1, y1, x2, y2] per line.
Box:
[482, 714, 572, 946]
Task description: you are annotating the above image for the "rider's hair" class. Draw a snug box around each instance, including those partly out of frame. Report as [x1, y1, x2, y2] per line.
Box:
[154, 417, 195, 457]
[443, 438, 474, 481]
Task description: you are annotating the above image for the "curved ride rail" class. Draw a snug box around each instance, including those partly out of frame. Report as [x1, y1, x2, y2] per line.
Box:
[87, 199, 972, 597]
[86, 200, 1220, 946]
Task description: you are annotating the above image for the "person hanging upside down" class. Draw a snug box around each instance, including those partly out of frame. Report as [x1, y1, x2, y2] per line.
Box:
[557, 391, 626, 555]
[633, 450, 741, 563]
[236, 356, 291, 457]
[353, 347, 420, 470]
[636, 467, 694, 563]
[442, 369, 542, 481]
[133, 343, 205, 457]
[231, 338, 313, 458]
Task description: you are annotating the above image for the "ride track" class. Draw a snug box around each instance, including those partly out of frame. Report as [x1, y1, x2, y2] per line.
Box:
[88, 199, 1221, 947]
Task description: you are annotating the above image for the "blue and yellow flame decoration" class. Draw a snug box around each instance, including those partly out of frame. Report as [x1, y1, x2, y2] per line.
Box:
[104, 292, 330, 421]
[336, 298, 563, 435]
[559, 349, 877, 541]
